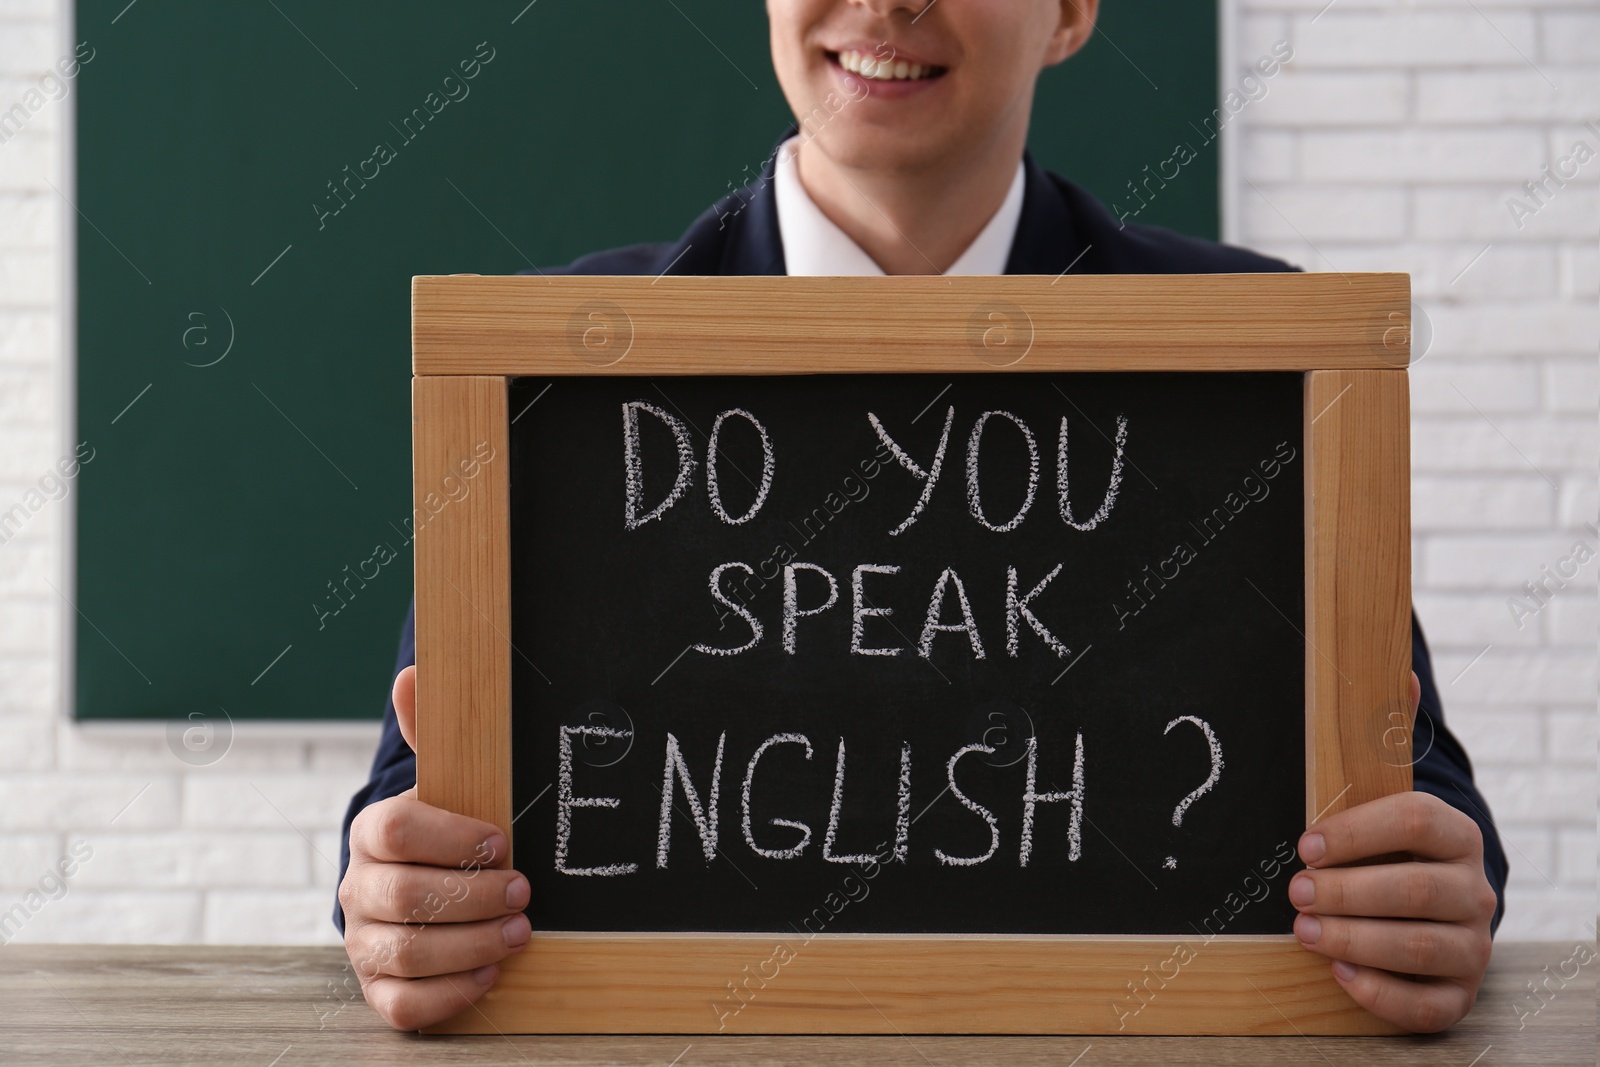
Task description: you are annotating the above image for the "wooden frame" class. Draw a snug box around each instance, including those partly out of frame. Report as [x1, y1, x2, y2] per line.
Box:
[412, 274, 1413, 1035]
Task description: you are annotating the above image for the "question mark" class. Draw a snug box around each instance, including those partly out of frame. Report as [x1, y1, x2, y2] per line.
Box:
[1162, 715, 1224, 869]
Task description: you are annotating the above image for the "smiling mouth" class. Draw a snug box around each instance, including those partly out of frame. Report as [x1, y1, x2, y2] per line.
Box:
[829, 48, 947, 82]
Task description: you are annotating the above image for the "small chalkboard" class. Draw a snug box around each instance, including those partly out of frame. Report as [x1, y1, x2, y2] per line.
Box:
[412, 274, 1414, 1036]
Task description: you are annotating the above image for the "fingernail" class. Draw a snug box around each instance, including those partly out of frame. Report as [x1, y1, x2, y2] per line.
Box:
[472, 964, 499, 985]
[1299, 832, 1325, 865]
[1294, 913, 1321, 945]
[1332, 960, 1357, 982]
[502, 913, 531, 948]
[1289, 874, 1315, 907]
[481, 833, 506, 863]
[505, 874, 530, 910]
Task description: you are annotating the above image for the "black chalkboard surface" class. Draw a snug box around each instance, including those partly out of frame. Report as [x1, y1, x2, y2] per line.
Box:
[509, 372, 1304, 935]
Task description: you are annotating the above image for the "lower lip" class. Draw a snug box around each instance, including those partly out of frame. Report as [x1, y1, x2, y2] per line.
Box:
[829, 56, 946, 100]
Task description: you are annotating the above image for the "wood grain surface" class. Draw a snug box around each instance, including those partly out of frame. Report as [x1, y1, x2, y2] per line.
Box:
[1303, 370, 1415, 824]
[440, 935, 1397, 1036]
[413, 375, 513, 852]
[411, 273, 1413, 376]
[1, 943, 1589, 1064]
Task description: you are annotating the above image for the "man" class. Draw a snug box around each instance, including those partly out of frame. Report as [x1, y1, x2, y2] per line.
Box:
[337, 0, 1506, 1033]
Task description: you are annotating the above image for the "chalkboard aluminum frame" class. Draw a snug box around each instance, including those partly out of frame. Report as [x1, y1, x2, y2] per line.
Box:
[411, 273, 1414, 1036]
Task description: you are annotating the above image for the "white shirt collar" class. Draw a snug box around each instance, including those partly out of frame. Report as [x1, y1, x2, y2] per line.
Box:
[772, 136, 1026, 276]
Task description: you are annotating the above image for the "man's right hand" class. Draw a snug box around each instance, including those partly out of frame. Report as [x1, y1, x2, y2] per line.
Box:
[337, 664, 532, 1030]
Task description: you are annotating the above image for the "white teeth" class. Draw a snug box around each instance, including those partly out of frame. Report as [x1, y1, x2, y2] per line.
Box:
[836, 49, 938, 81]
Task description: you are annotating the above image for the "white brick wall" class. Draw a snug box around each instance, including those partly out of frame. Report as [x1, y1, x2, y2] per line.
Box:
[1233, 0, 1598, 938]
[0, 0, 1592, 946]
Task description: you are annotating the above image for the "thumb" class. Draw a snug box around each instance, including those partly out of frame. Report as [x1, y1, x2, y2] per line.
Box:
[392, 665, 418, 752]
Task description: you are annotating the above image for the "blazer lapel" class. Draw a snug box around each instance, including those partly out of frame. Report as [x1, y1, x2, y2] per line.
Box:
[652, 130, 791, 278]
[1004, 151, 1090, 277]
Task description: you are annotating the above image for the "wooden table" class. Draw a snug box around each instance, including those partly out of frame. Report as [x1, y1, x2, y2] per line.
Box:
[1, 943, 1592, 1065]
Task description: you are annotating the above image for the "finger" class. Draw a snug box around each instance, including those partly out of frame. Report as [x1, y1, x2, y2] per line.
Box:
[1409, 670, 1421, 725]
[350, 912, 531, 981]
[1288, 860, 1491, 923]
[1295, 913, 1490, 981]
[350, 792, 506, 868]
[362, 965, 501, 1031]
[1329, 960, 1476, 1033]
[341, 861, 530, 925]
[1300, 791, 1482, 867]
[393, 665, 417, 751]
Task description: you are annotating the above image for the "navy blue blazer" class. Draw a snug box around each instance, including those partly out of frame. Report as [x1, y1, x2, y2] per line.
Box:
[336, 140, 1507, 934]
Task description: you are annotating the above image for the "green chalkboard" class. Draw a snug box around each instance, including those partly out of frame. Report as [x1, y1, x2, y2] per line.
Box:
[73, 0, 1219, 720]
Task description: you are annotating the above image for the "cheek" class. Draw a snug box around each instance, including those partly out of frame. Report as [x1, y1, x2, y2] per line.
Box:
[766, 0, 823, 77]
[948, 63, 1027, 137]
[951, 20, 1038, 118]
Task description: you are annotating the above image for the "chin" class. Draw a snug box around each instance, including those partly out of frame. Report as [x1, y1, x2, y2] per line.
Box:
[800, 120, 953, 176]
